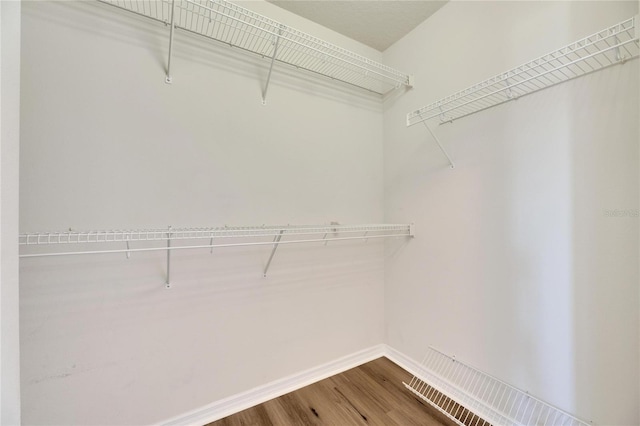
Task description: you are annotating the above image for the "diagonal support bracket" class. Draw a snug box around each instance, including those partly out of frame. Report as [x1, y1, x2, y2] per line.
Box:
[422, 121, 455, 169]
[263, 230, 284, 277]
[262, 27, 283, 105]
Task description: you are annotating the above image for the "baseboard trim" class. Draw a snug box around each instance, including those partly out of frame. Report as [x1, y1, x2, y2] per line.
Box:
[379, 344, 424, 378]
[161, 344, 387, 426]
[162, 345, 589, 426]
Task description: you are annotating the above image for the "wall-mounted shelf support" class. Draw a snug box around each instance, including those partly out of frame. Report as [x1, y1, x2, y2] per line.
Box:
[406, 16, 639, 127]
[263, 229, 284, 277]
[97, 0, 412, 98]
[262, 27, 283, 105]
[20, 224, 414, 286]
[166, 227, 172, 287]
[165, 0, 177, 84]
[422, 119, 454, 169]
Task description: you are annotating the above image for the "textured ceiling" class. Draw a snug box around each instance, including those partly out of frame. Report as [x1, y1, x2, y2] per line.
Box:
[266, 1, 447, 52]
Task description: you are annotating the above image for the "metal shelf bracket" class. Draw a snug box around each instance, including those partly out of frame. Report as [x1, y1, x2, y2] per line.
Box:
[165, 0, 177, 84]
[263, 229, 284, 277]
[166, 226, 172, 288]
[421, 118, 455, 169]
[262, 26, 283, 105]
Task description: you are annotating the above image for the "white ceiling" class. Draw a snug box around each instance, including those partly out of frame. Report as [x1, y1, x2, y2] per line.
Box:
[266, 0, 447, 52]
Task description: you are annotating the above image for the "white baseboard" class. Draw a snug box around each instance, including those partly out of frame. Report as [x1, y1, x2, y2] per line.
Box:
[161, 344, 387, 426]
[162, 345, 589, 426]
[379, 344, 424, 379]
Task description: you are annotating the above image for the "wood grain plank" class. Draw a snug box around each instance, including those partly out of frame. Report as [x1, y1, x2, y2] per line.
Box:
[295, 375, 369, 425]
[207, 357, 458, 426]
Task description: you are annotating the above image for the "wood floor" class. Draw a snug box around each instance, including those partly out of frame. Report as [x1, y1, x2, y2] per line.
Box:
[208, 357, 456, 426]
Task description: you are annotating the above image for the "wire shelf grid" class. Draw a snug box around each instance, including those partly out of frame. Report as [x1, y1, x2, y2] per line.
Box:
[20, 223, 413, 283]
[19, 224, 413, 259]
[97, 0, 412, 95]
[404, 347, 590, 426]
[20, 224, 410, 246]
[407, 16, 639, 126]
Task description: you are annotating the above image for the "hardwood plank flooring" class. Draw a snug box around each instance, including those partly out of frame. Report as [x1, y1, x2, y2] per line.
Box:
[208, 357, 457, 426]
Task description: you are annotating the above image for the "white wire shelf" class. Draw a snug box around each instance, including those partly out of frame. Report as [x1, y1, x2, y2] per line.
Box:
[19, 224, 411, 246]
[97, 0, 412, 96]
[407, 15, 639, 126]
[404, 346, 590, 426]
[20, 223, 414, 285]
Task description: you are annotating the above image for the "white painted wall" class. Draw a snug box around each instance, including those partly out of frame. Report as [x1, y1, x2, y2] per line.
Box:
[20, 1, 640, 424]
[383, 2, 639, 425]
[19, 1, 385, 424]
[1, 0, 22, 424]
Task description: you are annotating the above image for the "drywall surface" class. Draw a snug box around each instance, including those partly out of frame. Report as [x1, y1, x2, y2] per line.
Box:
[383, 1, 639, 425]
[19, 1, 385, 424]
[1, 1, 22, 424]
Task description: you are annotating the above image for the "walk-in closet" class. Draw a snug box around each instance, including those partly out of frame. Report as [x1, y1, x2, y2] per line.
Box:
[0, 0, 638, 425]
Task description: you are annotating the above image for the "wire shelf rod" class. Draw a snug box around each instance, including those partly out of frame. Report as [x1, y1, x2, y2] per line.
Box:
[407, 16, 638, 126]
[97, 0, 412, 95]
[420, 37, 637, 123]
[20, 224, 412, 245]
[19, 225, 412, 244]
[19, 232, 411, 258]
[184, 0, 407, 85]
[181, 2, 404, 90]
[20, 223, 414, 284]
[172, 24, 394, 95]
[165, 23, 393, 95]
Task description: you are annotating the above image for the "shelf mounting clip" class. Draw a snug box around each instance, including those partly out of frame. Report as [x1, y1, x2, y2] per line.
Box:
[504, 76, 515, 100]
